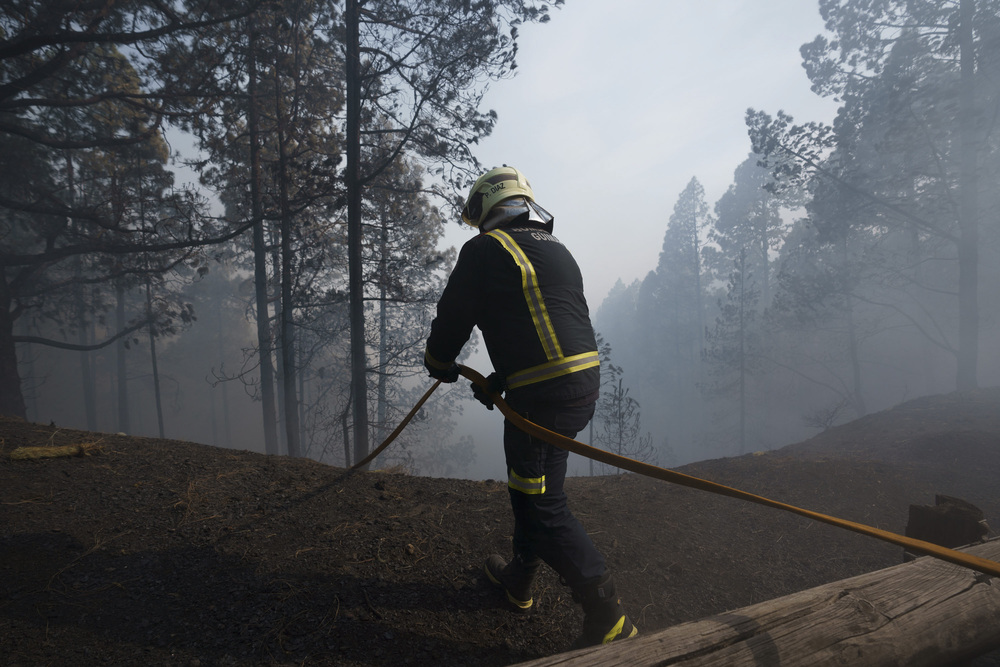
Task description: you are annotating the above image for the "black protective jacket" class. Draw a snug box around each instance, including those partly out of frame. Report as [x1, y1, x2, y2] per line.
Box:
[425, 217, 599, 406]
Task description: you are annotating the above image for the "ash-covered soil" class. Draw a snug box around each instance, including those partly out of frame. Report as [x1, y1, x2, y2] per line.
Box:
[3, 388, 999, 666]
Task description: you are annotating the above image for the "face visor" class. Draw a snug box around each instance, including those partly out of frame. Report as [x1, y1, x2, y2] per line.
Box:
[479, 197, 555, 233]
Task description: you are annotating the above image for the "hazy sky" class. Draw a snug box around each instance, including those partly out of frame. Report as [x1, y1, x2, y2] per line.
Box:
[168, 2, 844, 476]
[443, 0, 840, 305]
[440, 0, 843, 478]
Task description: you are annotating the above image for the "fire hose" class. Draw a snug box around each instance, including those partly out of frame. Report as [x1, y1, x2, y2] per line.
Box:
[352, 364, 1000, 578]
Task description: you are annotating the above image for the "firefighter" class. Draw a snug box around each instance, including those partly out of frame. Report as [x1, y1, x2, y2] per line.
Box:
[423, 166, 637, 648]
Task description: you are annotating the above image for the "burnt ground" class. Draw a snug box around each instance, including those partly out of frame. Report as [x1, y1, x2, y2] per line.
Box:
[2, 388, 1000, 666]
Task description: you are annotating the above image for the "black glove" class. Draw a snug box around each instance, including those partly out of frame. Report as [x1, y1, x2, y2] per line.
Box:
[472, 372, 504, 410]
[425, 357, 460, 383]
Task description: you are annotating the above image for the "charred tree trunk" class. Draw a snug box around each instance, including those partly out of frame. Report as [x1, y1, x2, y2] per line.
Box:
[341, 385, 353, 468]
[68, 153, 97, 431]
[374, 204, 389, 468]
[216, 308, 232, 448]
[275, 78, 300, 458]
[145, 279, 164, 439]
[345, 0, 370, 470]
[248, 22, 279, 455]
[116, 282, 130, 433]
[840, 235, 867, 417]
[297, 341, 306, 454]
[19, 318, 36, 422]
[0, 276, 26, 418]
[77, 293, 97, 431]
[270, 228, 286, 453]
[691, 221, 707, 396]
[738, 249, 747, 455]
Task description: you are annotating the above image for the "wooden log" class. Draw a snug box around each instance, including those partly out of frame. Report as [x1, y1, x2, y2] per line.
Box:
[9, 443, 99, 460]
[515, 539, 1000, 667]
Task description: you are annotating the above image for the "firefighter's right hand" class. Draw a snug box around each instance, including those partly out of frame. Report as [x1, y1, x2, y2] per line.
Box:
[472, 372, 503, 410]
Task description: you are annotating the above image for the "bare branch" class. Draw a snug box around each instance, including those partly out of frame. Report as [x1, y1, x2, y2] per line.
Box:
[14, 317, 150, 352]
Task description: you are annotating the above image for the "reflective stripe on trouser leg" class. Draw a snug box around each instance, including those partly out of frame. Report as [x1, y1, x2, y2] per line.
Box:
[503, 403, 605, 586]
[508, 469, 545, 495]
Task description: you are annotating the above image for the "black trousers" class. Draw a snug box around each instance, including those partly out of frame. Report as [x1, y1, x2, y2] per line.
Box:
[502, 400, 605, 587]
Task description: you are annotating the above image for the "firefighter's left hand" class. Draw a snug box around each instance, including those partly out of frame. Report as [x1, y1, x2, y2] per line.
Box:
[425, 358, 460, 383]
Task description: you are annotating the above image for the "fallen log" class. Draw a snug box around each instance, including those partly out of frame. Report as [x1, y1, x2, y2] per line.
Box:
[9, 443, 101, 460]
[516, 538, 1000, 667]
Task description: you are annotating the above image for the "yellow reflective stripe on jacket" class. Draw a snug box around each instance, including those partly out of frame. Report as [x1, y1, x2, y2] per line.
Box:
[506, 350, 601, 390]
[424, 347, 452, 370]
[508, 469, 546, 495]
[487, 230, 563, 361]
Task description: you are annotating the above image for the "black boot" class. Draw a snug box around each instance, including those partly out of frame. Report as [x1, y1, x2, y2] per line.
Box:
[570, 573, 638, 648]
[484, 553, 541, 610]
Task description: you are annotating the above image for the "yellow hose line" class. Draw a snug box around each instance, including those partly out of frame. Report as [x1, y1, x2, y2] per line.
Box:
[361, 365, 1000, 578]
[351, 379, 441, 472]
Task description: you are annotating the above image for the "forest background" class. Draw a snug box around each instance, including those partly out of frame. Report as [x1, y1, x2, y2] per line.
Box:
[5, 0, 999, 480]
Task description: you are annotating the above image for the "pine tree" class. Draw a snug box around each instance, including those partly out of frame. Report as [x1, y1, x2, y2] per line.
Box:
[703, 248, 763, 455]
[592, 338, 655, 474]
[343, 0, 563, 469]
[750, 0, 1000, 391]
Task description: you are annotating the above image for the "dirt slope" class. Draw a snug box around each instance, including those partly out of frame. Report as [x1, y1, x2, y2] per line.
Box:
[2, 388, 999, 666]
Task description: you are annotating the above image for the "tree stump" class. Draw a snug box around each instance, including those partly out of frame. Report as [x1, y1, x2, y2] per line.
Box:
[904, 494, 989, 562]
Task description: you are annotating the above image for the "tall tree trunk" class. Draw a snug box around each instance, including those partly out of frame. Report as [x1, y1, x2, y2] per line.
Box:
[841, 235, 867, 416]
[340, 384, 353, 468]
[270, 224, 287, 452]
[758, 218, 771, 309]
[691, 219, 708, 445]
[216, 306, 232, 448]
[0, 276, 26, 418]
[346, 0, 370, 470]
[738, 249, 747, 456]
[145, 279, 164, 438]
[374, 205, 389, 469]
[297, 339, 306, 453]
[68, 154, 97, 431]
[693, 227, 706, 365]
[78, 296, 97, 431]
[956, 0, 980, 390]
[19, 318, 36, 422]
[275, 78, 300, 457]
[248, 22, 280, 454]
[116, 282, 131, 433]
[846, 297, 867, 416]
[615, 380, 625, 474]
[209, 378, 218, 446]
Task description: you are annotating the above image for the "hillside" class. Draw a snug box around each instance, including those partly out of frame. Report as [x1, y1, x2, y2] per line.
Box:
[3, 388, 1000, 666]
